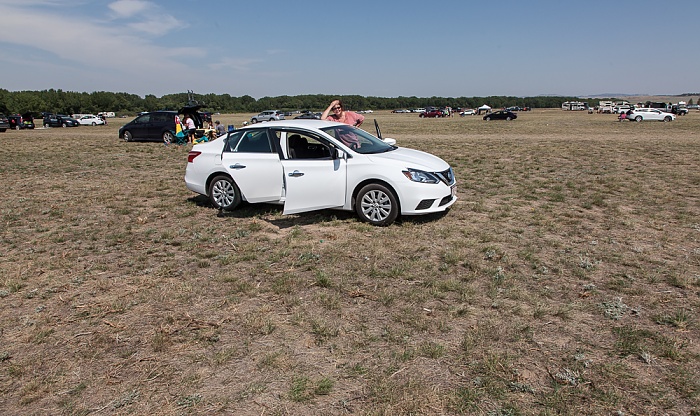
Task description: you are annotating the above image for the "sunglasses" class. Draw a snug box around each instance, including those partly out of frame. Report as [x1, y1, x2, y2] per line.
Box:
[332, 106, 342, 110]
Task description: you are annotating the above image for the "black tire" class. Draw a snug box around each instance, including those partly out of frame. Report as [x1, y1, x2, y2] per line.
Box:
[251, 118, 258, 124]
[635, 116, 642, 122]
[122, 130, 133, 142]
[485, 116, 491, 121]
[44, 123, 50, 128]
[506, 116, 512, 121]
[209, 175, 241, 211]
[15, 125, 21, 130]
[163, 131, 174, 144]
[269, 118, 275, 121]
[91, 122, 96, 126]
[62, 123, 67, 128]
[663, 116, 672, 122]
[355, 183, 399, 226]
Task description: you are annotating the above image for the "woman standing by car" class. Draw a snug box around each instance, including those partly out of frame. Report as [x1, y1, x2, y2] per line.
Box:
[322, 99, 364, 127]
[184, 114, 196, 143]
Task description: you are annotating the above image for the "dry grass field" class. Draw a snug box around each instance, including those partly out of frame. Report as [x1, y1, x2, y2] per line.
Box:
[1, 109, 699, 415]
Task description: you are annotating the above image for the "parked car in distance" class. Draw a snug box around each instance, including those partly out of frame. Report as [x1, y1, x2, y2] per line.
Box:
[419, 109, 445, 118]
[294, 112, 321, 120]
[251, 110, 285, 123]
[185, 119, 457, 226]
[0, 113, 9, 132]
[459, 109, 476, 116]
[506, 106, 522, 112]
[411, 108, 426, 113]
[392, 109, 411, 113]
[627, 108, 675, 122]
[43, 114, 80, 127]
[8, 113, 35, 129]
[483, 110, 517, 121]
[119, 104, 204, 143]
[78, 115, 106, 126]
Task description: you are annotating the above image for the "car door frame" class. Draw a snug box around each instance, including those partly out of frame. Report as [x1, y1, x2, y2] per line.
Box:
[273, 128, 348, 215]
[221, 128, 284, 203]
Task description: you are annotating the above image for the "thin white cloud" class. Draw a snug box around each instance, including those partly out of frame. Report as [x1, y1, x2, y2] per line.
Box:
[209, 58, 262, 72]
[108, 0, 150, 18]
[127, 14, 185, 36]
[0, 4, 200, 76]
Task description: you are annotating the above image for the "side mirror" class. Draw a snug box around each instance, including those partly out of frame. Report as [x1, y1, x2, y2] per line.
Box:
[333, 148, 347, 160]
[383, 138, 397, 146]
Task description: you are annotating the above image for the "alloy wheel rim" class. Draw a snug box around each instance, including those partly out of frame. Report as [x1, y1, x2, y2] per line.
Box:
[361, 190, 391, 222]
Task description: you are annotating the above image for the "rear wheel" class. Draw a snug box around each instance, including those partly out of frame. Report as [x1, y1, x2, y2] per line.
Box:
[163, 131, 175, 144]
[635, 116, 642, 122]
[91, 122, 96, 126]
[355, 183, 399, 226]
[15, 125, 21, 130]
[269, 118, 275, 121]
[44, 123, 50, 128]
[506, 116, 512, 121]
[62, 123, 67, 128]
[209, 175, 241, 211]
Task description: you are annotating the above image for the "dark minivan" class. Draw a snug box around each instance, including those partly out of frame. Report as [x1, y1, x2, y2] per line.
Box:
[118, 105, 204, 143]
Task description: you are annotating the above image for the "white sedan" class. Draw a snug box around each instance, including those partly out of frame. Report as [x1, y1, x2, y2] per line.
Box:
[627, 108, 676, 122]
[78, 115, 105, 126]
[185, 120, 457, 226]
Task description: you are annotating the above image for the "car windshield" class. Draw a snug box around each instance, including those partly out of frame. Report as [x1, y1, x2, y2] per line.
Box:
[320, 125, 395, 154]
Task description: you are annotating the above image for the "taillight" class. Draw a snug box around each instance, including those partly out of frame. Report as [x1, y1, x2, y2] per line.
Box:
[187, 151, 201, 163]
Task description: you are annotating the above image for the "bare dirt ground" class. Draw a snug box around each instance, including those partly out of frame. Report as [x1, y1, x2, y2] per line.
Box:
[1, 109, 698, 415]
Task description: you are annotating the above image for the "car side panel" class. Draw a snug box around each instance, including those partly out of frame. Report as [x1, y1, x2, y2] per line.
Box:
[281, 159, 347, 214]
[222, 152, 284, 203]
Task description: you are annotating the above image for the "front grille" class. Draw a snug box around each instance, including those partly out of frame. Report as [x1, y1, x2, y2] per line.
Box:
[435, 168, 455, 186]
[415, 199, 435, 210]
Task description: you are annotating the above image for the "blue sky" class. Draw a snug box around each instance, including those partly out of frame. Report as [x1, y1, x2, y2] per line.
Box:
[1, 0, 698, 99]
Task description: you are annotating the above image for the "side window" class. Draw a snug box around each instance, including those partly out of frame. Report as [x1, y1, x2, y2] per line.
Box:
[287, 132, 333, 159]
[137, 114, 151, 123]
[233, 130, 273, 153]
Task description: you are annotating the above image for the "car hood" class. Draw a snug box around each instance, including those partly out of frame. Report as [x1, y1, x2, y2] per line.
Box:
[365, 147, 450, 172]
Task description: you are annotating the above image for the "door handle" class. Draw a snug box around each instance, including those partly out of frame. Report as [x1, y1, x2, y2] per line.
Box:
[229, 164, 246, 169]
[288, 170, 304, 177]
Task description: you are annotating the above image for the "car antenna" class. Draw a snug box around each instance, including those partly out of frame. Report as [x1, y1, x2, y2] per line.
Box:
[374, 119, 382, 140]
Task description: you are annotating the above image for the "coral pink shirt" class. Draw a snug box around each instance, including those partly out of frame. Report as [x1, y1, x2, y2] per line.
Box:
[325, 111, 364, 126]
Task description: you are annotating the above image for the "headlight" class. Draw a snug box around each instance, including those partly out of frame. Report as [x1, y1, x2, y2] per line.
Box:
[402, 168, 440, 184]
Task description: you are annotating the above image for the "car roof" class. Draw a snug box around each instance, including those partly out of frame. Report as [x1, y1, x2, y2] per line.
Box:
[238, 119, 346, 131]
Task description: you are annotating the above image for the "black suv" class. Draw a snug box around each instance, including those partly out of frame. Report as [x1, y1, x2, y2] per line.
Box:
[43, 114, 80, 128]
[118, 105, 204, 143]
[8, 113, 35, 130]
[0, 114, 9, 132]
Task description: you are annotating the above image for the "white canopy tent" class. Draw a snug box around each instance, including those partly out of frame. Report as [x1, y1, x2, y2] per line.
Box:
[477, 104, 492, 115]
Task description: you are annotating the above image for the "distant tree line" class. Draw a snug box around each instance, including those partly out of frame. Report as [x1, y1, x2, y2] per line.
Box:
[0, 88, 605, 116]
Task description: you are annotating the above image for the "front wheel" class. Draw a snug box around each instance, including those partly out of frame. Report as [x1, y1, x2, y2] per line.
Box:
[355, 183, 399, 226]
[44, 123, 50, 128]
[209, 175, 241, 211]
[163, 131, 175, 144]
[269, 118, 275, 122]
[91, 122, 96, 126]
[251, 118, 258, 124]
[122, 131, 133, 142]
[635, 116, 642, 122]
[663, 116, 672, 122]
[485, 116, 491, 121]
[15, 125, 21, 130]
